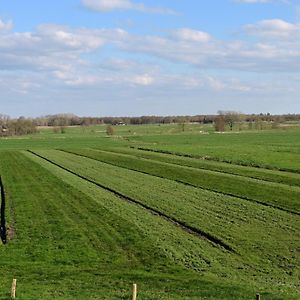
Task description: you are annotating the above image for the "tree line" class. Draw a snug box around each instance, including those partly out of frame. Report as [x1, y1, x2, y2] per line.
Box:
[213, 111, 297, 132]
[0, 115, 37, 137]
[33, 114, 216, 127]
[1, 112, 299, 137]
[33, 113, 300, 127]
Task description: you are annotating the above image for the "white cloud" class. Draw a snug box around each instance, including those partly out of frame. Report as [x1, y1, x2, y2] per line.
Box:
[1, 18, 300, 98]
[172, 28, 211, 42]
[131, 74, 154, 86]
[82, 0, 137, 11]
[0, 12, 299, 116]
[0, 18, 13, 31]
[244, 19, 300, 38]
[99, 58, 140, 71]
[81, 0, 175, 14]
[113, 19, 300, 72]
[0, 24, 128, 75]
[53, 70, 99, 86]
[36, 24, 106, 50]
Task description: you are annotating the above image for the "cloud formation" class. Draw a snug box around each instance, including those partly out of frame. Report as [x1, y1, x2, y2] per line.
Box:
[0, 18, 13, 31]
[1, 18, 300, 84]
[112, 21, 300, 72]
[0, 17, 299, 116]
[172, 28, 211, 42]
[244, 19, 300, 37]
[81, 0, 175, 14]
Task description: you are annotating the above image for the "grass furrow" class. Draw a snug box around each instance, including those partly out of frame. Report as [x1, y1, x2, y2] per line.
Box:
[1, 151, 252, 299]
[29, 150, 234, 253]
[32, 149, 300, 292]
[62, 148, 300, 214]
[104, 146, 300, 187]
[0, 125, 299, 299]
[127, 130, 300, 173]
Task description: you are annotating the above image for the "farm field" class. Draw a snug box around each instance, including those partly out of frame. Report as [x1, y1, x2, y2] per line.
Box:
[128, 128, 300, 172]
[60, 148, 300, 214]
[0, 124, 299, 299]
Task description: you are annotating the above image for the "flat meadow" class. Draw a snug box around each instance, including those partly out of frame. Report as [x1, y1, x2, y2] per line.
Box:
[0, 123, 299, 299]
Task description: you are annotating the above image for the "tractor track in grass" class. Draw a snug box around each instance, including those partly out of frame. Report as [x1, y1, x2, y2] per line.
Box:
[59, 149, 300, 216]
[28, 150, 235, 253]
[0, 176, 7, 244]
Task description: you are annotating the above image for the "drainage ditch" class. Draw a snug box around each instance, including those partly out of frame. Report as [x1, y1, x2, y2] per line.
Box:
[0, 176, 7, 244]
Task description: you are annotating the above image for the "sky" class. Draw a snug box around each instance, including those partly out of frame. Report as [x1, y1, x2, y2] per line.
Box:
[0, 0, 300, 117]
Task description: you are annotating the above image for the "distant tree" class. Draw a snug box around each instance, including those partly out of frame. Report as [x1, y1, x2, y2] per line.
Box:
[106, 125, 115, 136]
[225, 112, 240, 131]
[217, 111, 243, 131]
[130, 117, 142, 125]
[140, 116, 154, 124]
[215, 114, 226, 132]
[162, 116, 173, 124]
[176, 117, 187, 132]
[272, 116, 281, 129]
[2, 117, 37, 136]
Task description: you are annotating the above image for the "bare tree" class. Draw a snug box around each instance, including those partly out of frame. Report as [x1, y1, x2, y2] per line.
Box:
[215, 114, 226, 132]
[218, 111, 242, 131]
[106, 125, 115, 136]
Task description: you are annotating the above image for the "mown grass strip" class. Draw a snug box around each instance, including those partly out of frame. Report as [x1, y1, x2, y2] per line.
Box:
[3, 151, 243, 299]
[0, 176, 7, 244]
[32, 148, 300, 291]
[28, 150, 235, 253]
[102, 146, 300, 187]
[134, 146, 300, 174]
[61, 148, 300, 215]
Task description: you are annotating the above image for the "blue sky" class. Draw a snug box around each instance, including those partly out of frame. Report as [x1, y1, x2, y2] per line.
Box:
[0, 0, 299, 117]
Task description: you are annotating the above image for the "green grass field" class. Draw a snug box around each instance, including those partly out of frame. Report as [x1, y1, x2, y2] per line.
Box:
[0, 124, 299, 299]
